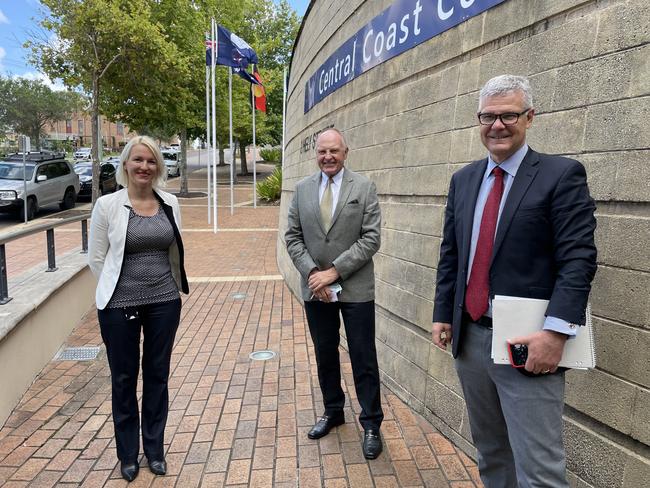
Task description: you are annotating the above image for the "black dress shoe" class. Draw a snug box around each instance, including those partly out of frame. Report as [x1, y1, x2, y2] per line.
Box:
[307, 414, 345, 439]
[363, 429, 383, 459]
[148, 458, 167, 475]
[120, 462, 139, 482]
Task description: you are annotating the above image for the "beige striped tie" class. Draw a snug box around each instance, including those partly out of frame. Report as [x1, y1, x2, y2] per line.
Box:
[320, 176, 333, 231]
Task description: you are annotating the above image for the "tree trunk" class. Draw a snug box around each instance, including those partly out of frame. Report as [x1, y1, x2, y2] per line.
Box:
[91, 75, 101, 206]
[27, 123, 40, 150]
[179, 128, 189, 196]
[218, 144, 225, 166]
[239, 139, 248, 176]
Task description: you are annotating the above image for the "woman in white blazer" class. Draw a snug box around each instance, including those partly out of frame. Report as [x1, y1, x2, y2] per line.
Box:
[88, 136, 188, 482]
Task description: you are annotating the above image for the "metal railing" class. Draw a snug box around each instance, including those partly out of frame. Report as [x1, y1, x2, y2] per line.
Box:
[0, 213, 91, 304]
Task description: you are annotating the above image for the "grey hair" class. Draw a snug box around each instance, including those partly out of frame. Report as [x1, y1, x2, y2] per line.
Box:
[479, 75, 533, 110]
[116, 135, 167, 189]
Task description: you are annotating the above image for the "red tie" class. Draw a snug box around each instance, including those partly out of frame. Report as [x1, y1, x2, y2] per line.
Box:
[465, 167, 505, 321]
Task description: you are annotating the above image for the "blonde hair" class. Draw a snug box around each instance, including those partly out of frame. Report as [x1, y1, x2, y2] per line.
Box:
[116, 136, 167, 188]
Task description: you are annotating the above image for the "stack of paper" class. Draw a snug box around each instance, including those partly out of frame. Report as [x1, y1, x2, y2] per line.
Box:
[491, 296, 596, 369]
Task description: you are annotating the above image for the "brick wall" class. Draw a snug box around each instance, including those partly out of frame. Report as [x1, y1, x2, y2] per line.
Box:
[278, 1, 650, 486]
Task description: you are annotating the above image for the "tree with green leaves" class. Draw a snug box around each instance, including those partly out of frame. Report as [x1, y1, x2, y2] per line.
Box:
[142, 0, 207, 195]
[0, 76, 84, 149]
[28, 0, 188, 202]
[27, 0, 300, 199]
[217, 0, 300, 174]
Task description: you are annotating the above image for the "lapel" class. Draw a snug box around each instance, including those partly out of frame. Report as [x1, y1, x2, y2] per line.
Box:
[329, 169, 354, 231]
[116, 188, 131, 235]
[306, 172, 327, 234]
[106, 189, 131, 259]
[491, 149, 540, 263]
[154, 190, 177, 230]
[153, 190, 189, 293]
[461, 159, 488, 268]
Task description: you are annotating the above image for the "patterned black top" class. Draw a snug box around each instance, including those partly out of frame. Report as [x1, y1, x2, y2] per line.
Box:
[106, 205, 180, 308]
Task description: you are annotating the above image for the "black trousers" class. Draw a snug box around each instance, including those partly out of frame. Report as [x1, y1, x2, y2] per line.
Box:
[304, 300, 383, 430]
[98, 298, 181, 463]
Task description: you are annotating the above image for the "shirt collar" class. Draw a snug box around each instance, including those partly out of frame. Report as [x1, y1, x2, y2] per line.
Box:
[486, 144, 528, 179]
[321, 167, 345, 185]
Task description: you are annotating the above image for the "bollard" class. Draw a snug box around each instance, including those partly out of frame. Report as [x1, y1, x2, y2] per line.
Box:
[81, 220, 88, 254]
[0, 244, 11, 304]
[46, 229, 58, 272]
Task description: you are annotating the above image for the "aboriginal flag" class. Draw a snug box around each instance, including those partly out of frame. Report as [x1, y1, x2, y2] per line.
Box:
[251, 66, 266, 112]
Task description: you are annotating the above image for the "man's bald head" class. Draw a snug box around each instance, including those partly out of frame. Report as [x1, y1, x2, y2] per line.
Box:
[316, 128, 348, 178]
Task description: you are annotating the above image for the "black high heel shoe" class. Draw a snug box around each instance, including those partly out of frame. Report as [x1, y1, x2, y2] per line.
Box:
[120, 461, 139, 482]
[148, 458, 167, 475]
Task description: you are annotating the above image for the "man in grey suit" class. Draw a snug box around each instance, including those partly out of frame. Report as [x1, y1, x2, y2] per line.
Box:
[285, 128, 384, 459]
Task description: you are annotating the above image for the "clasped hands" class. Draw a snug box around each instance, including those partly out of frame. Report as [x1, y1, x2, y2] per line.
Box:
[308, 267, 340, 303]
[431, 322, 567, 374]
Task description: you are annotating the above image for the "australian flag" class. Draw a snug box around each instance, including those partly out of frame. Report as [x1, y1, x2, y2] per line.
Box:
[216, 25, 258, 69]
[205, 36, 215, 66]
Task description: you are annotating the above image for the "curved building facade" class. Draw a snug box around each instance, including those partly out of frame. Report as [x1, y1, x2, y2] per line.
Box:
[278, 1, 650, 485]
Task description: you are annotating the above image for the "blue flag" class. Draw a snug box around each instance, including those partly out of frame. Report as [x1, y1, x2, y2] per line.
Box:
[233, 67, 262, 85]
[216, 25, 258, 69]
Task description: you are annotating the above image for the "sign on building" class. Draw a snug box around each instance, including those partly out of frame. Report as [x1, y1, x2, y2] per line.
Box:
[304, 0, 506, 113]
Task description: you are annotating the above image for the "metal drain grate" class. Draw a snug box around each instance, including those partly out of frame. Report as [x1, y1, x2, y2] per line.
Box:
[249, 350, 276, 361]
[55, 346, 101, 361]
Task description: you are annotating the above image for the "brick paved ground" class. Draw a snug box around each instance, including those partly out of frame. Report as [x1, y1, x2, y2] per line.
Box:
[0, 175, 483, 487]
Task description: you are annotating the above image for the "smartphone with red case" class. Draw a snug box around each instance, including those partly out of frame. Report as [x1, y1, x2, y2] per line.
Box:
[508, 343, 528, 368]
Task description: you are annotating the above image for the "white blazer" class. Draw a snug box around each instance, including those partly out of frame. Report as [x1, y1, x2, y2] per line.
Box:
[88, 188, 188, 309]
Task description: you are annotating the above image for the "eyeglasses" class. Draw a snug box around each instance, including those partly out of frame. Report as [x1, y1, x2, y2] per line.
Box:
[477, 109, 531, 126]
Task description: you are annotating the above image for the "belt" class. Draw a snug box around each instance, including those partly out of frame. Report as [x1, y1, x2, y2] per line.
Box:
[462, 312, 493, 329]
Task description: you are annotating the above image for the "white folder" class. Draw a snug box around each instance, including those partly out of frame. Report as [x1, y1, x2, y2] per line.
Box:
[491, 295, 596, 369]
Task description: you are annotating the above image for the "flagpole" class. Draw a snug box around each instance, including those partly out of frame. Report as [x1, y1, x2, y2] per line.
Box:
[205, 32, 211, 225]
[211, 18, 218, 233]
[229, 66, 234, 216]
[282, 67, 287, 170]
[252, 68, 257, 209]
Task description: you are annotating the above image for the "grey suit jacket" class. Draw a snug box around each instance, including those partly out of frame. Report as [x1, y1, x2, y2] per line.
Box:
[285, 168, 381, 302]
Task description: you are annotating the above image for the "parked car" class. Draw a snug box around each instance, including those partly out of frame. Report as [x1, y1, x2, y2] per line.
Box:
[74, 162, 118, 199]
[103, 156, 121, 170]
[0, 152, 80, 220]
[74, 147, 92, 161]
[162, 150, 180, 177]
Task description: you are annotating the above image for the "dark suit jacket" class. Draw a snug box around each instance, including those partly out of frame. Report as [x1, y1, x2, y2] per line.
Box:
[433, 148, 597, 358]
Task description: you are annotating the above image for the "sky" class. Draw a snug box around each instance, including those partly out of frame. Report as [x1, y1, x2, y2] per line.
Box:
[0, 0, 310, 84]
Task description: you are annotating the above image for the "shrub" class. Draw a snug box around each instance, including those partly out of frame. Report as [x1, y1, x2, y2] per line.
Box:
[260, 147, 281, 164]
[256, 166, 282, 202]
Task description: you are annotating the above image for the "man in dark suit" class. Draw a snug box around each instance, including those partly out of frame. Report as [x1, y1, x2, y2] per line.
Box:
[432, 75, 597, 487]
[285, 128, 384, 459]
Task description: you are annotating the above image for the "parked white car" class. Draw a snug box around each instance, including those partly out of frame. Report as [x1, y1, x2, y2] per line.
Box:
[162, 150, 180, 177]
[74, 147, 92, 161]
[0, 152, 80, 220]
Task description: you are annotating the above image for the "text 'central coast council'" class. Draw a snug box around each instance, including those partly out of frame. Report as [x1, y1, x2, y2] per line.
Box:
[303, 0, 506, 113]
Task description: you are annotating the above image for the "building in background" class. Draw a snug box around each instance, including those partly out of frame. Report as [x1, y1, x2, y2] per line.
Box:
[44, 113, 136, 152]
